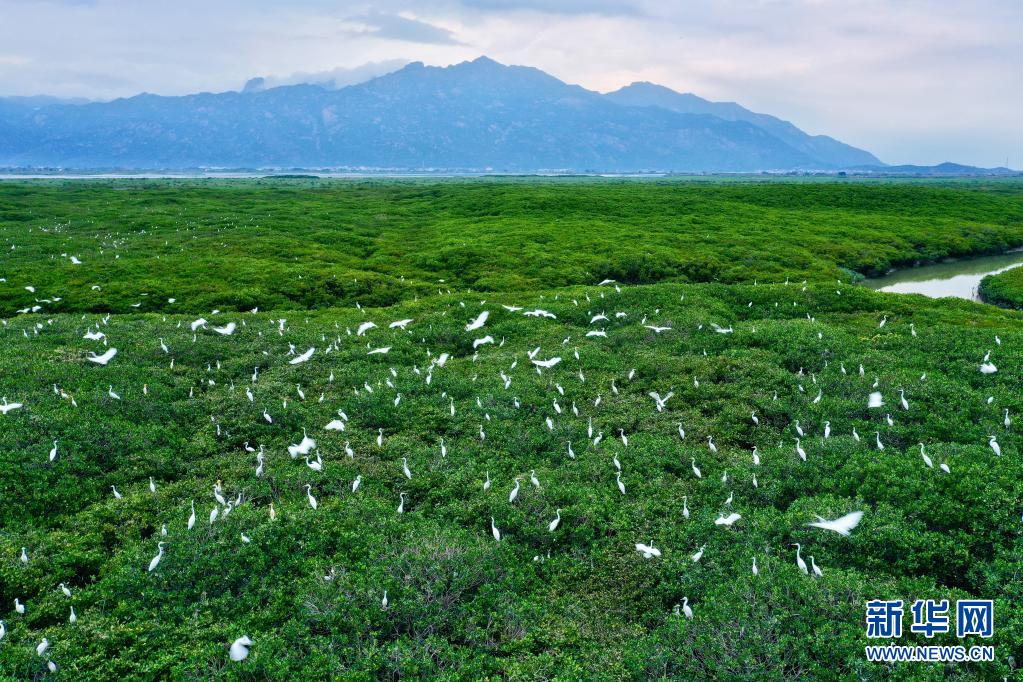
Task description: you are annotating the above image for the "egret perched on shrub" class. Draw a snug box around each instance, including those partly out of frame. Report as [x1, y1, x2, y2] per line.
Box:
[792, 544, 808, 574]
[229, 636, 252, 662]
[147, 542, 164, 572]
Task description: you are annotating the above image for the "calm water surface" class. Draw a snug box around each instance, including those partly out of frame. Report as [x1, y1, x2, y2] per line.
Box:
[863, 248, 1023, 301]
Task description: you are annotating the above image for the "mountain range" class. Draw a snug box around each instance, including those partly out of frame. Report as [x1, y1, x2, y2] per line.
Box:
[0, 56, 988, 173]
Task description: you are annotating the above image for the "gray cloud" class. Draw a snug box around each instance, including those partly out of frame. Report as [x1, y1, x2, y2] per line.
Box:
[242, 59, 409, 91]
[342, 11, 465, 45]
[457, 0, 641, 16]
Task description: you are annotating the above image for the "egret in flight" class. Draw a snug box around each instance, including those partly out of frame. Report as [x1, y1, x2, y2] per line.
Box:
[807, 511, 864, 536]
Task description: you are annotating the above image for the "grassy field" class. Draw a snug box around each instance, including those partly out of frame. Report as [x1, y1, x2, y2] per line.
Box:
[980, 266, 1023, 308]
[1, 179, 1022, 680]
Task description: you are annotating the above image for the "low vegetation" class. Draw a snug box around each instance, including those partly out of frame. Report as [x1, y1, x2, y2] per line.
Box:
[0, 179, 1021, 680]
[980, 266, 1023, 308]
[1, 178, 1022, 314]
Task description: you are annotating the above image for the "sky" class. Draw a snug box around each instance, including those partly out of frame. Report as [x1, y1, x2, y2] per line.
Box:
[1, 0, 1020, 167]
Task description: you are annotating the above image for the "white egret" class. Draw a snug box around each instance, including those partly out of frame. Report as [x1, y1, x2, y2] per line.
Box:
[648, 391, 673, 412]
[229, 636, 253, 662]
[287, 429, 316, 458]
[87, 347, 118, 365]
[715, 512, 741, 526]
[810, 556, 823, 578]
[988, 435, 1001, 456]
[289, 347, 315, 365]
[807, 511, 864, 536]
[148, 542, 165, 572]
[491, 517, 501, 541]
[792, 543, 808, 574]
[305, 485, 318, 509]
[795, 439, 806, 461]
[465, 311, 489, 331]
[548, 509, 561, 532]
[635, 542, 661, 559]
[509, 478, 521, 503]
[0, 397, 24, 415]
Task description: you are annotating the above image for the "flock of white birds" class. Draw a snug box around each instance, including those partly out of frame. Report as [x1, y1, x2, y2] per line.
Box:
[0, 263, 1017, 672]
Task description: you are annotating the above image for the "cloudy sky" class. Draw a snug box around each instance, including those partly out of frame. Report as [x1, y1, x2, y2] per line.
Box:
[1, 0, 1019, 167]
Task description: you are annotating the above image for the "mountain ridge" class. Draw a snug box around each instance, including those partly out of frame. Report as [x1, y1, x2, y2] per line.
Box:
[0, 56, 889, 171]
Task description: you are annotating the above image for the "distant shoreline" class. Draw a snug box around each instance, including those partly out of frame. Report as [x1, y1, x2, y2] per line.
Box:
[1, 170, 1019, 180]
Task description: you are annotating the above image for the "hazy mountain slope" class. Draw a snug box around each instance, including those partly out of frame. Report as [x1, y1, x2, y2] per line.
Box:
[605, 81, 882, 167]
[0, 57, 876, 171]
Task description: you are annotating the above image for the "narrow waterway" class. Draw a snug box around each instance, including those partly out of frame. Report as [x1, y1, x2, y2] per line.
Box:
[862, 248, 1023, 301]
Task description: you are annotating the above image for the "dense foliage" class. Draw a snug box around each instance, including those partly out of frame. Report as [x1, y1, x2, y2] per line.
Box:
[0, 179, 1021, 680]
[1, 179, 1022, 315]
[980, 266, 1023, 308]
